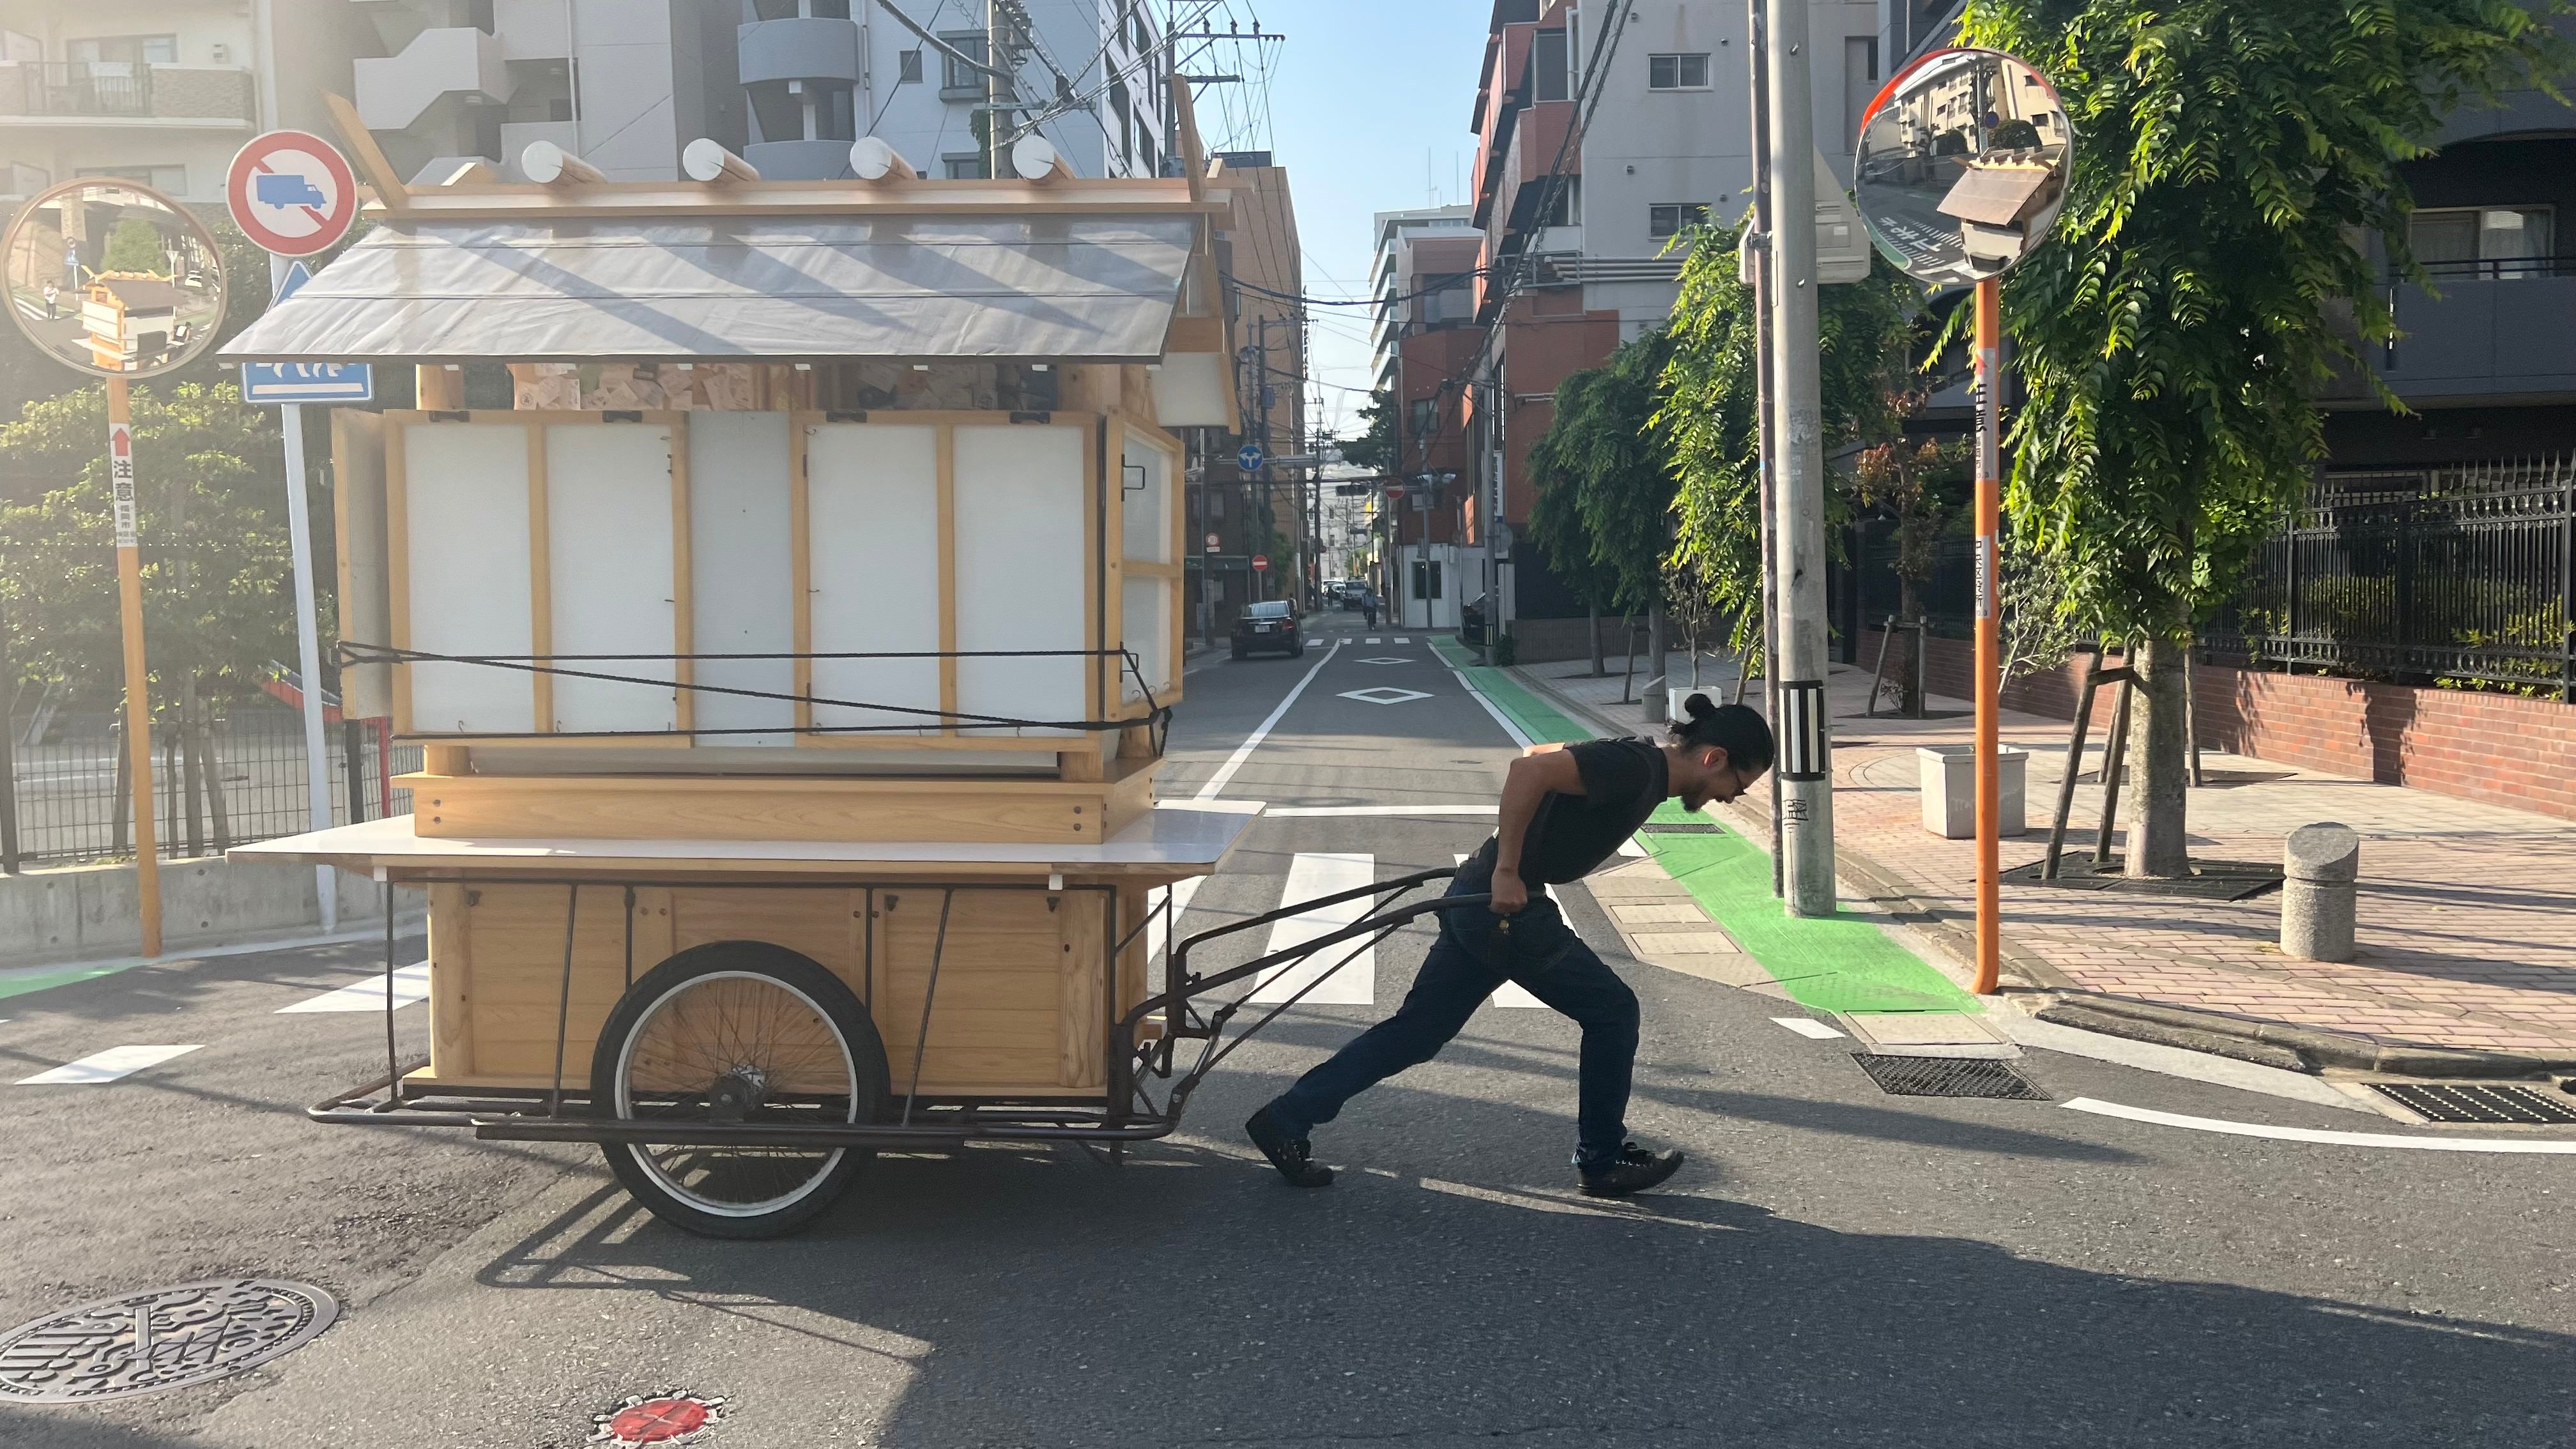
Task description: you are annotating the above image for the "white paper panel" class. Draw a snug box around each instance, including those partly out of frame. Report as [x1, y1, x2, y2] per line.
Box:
[687, 412, 796, 746]
[808, 423, 941, 735]
[547, 424, 677, 733]
[404, 424, 534, 734]
[1119, 428, 1170, 562]
[1121, 576, 1170, 703]
[955, 425, 1087, 737]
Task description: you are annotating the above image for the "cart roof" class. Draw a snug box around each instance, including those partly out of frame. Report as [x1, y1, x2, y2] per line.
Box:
[1935, 163, 2057, 228]
[218, 215, 1199, 364]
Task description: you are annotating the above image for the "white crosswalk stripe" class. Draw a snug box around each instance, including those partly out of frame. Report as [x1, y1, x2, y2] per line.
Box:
[1392, 636, 1411, 643]
[1459, 854, 1546, 1008]
[17, 1044, 202, 1085]
[1144, 876, 1206, 968]
[1252, 854, 1378, 1004]
[277, 962, 432, 1013]
[1364, 637, 1383, 644]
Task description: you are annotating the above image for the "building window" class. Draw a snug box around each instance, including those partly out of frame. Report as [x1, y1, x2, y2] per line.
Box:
[943, 152, 990, 180]
[940, 31, 988, 95]
[1110, 79, 1133, 164]
[1411, 559, 1443, 602]
[1533, 28, 1570, 102]
[2410, 206, 2556, 278]
[898, 49, 924, 84]
[1407, 398, 1437, 438]
[1529, 176, 1577, 228]
[68, 34, 178, 66]
[78, 164, 188, 194]
[1648, 53, 1710, 91]
[1649, 202, 1712, 239]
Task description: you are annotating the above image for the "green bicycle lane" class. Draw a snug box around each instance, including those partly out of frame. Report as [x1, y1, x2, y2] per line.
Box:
[1433, 638, 1976, 1016]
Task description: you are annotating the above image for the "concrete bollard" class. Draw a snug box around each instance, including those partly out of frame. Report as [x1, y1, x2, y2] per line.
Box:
[2281, 822, 2361, 962]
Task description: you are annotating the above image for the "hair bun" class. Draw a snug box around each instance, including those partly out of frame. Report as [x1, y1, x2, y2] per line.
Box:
[1683, 693, 1718, 721]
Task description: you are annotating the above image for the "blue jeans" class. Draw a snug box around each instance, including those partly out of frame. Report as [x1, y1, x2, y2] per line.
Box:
[1266, 861, 1641, 1170]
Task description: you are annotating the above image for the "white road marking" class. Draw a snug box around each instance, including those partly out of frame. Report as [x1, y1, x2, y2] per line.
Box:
[1996, 1014, 2369, 1113]
[1144, 876, 1207, 965]
[2061, 1096, 2576, 1153]
[1457, 854, 1545, 1008]
[276, 962, 432, 1013]
[1617, 836, 1648, 857]
[1418, 1176, 1737, 1231]
[1364, 637, 1383, 645]
[18, 1044, 203, 1085]
[1252, 854, 1377, 1004]
[1772, 1016, 1846, 1039]
[1438, 654, 1536, 749]
[1268, 805, 1498, 818]
[1337, 687, 1432, 705]
[1392, 636, 1411, 643]
[1193, 640, 1344, 800]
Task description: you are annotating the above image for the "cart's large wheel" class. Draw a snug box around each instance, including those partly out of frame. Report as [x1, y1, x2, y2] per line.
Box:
[592, 941, 889, 1239]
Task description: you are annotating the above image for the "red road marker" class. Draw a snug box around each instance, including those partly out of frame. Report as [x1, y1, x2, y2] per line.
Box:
[592, 1392, 723, 1445]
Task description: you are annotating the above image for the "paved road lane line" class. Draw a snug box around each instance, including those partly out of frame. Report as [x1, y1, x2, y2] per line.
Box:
[1438, 655, 1536, 749]
[2061, 1096, 2576, 1153]
[1193, 640, 1344, 800]
[1455, 854, 1545, 1008]
[276, 962, 431, 1014]
[1144, 876, 1207, 966]
[17, 1044, 203, 1084]
[1252, 854, 1377, 1004]
[1772, 1016, 1846, 1039]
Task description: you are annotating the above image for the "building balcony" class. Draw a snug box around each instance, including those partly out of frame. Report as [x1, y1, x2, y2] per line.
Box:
[0, 63, 254, 128]
[740, 17, 862, 88]
[354, 26, 513, 132]
[2343, 263, 2576, 404]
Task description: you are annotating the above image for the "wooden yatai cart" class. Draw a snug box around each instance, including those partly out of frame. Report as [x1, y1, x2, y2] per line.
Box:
[224, 114, 1486, 1237]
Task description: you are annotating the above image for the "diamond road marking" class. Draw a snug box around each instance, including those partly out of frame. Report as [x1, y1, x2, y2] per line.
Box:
[1356, 656, 1416, 665]
[1338, 687, 1432, 705]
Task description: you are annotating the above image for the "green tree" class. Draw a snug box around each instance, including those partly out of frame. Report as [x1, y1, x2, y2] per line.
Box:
[0, 381, 300, 709]
[1851, 407, 1973, 713]
[1655, 221, 1919, 667]
[101, 218, 166, 274]
[1526, 332, 1675, 618]
[1338, 388, 1397, 474]
[1961, 0, 2569, 876]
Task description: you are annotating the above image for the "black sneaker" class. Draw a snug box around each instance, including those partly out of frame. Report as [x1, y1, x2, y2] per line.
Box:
[1245, 1105, 1333, 1188]
[1578, 1142, 1683, 1198]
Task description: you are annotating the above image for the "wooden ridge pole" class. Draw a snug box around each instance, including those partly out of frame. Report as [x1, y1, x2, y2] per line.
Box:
[108, 376, 161, 956]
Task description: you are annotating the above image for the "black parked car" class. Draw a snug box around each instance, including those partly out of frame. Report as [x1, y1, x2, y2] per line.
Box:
[1232, 600, 1305, 659]
[1459, 594, 1487, 646]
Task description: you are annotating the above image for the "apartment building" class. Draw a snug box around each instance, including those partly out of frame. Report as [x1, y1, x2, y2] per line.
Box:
[733, 0, 1165, 181]
[1185, 150, 1308, 631]
[1369, 204, 1482, 627]
[1459, 0, 1878, 653]
[0, 0, 378, 206]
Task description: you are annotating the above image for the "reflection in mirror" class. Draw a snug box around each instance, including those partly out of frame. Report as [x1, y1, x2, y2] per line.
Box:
[3, 179, 229, 379]
[1854, 49, 2072, 286]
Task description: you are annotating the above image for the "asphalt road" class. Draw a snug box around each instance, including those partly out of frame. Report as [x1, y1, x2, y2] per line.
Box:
[3, 609, 2573, 1448]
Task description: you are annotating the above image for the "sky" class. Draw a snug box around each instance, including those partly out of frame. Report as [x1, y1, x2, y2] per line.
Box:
[1171, 0, 1496, 441]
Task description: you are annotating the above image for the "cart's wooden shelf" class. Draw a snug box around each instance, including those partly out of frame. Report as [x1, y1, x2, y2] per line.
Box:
[402, 758, 1157, 845]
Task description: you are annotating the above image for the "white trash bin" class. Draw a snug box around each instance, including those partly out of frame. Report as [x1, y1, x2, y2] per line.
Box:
[1668, 686, 1726, 726]
[1918, 745, 2027, 838]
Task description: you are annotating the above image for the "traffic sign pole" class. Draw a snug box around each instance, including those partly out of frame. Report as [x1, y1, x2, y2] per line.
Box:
[107, 378, 160, 956]
[271, 254, 336, 931]
[1972, 278, 2003, 992]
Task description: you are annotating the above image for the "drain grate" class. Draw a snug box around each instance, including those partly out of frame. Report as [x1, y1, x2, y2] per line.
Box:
[0, 1279, 337, 1404]
[2372, 1082, 2576, 1126]
[1635, 822, 1723, 834]
[1853, 1053, 2050, 1100]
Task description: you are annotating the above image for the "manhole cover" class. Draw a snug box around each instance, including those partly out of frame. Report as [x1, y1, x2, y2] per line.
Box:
[1635, 822, 1723, 834]
[1852, 1053, 2049, 1100]
[0, 1278, 337, 1404]
[2372, 1082, 2576, 1126]
[2000, 856, 2283, 901]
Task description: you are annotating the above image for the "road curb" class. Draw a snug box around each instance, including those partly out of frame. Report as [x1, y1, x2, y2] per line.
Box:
[1507, 663, 2576, 1082]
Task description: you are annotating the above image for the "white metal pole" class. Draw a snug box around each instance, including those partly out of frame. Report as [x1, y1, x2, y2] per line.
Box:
[1763, 0, 1836, 916]
[272, 254, 335, 932]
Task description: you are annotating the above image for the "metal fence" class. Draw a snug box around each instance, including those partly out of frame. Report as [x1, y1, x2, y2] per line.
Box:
[1, 702, 419, 870]
[1847, 453, 2576, 700]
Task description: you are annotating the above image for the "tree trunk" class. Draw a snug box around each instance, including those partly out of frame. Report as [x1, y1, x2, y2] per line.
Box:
[1643, 604, 1669, 723]
[2122, 632, 2193, 878]
[1896, 576, 1922, 716]
[1588, 603, 1604, 677]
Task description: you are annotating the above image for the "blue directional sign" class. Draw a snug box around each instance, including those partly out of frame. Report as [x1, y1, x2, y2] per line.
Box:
[1236, 441, 1266, 472]
[243, 362, 373, 404]
[241, 259, 371, 404]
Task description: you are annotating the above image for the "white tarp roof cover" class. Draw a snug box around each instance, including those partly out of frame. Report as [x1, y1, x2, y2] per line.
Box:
[220, 215, 1197, 362]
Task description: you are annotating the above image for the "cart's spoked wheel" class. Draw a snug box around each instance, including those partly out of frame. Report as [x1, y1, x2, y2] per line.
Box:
[594, 942, 890, 1239]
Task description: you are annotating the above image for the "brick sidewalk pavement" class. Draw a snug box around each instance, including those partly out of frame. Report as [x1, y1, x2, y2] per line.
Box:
[1517, 652, 2576, 1059]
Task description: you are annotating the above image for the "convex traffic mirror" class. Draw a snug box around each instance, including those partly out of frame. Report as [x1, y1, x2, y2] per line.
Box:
[1854, 48, 2072, 286]
[3, 178, 229, 378]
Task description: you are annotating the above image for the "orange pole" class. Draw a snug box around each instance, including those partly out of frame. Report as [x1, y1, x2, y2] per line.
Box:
[1972, 279, 2002, 993]
[107, 376, 161, 957]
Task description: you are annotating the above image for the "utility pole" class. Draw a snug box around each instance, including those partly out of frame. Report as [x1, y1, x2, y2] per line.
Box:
[1764, 0, 1836, 916]
[1747, 0, 1784, 895]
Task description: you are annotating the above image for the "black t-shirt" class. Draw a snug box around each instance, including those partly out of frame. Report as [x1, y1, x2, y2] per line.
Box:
[1480, 737, 1669, 885]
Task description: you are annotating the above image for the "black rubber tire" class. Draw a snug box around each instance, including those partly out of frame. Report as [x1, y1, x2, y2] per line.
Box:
[1292, 640, 1307, 657]
[1231, 645, 1248, 659]
[592, 940, 889, 1239]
